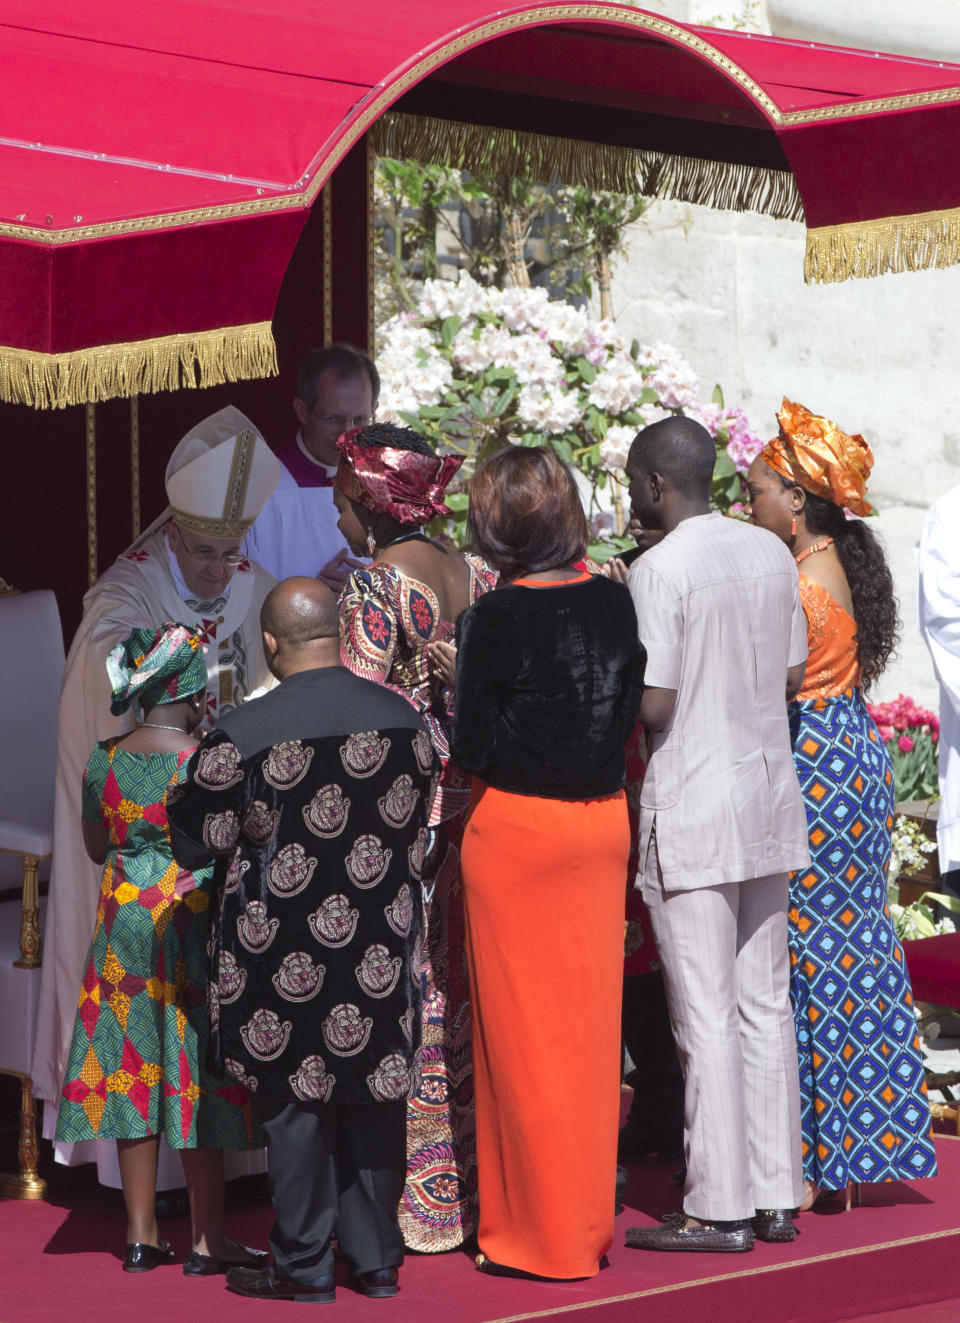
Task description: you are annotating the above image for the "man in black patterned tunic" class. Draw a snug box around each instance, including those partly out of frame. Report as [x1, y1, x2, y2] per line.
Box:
[169, 577, 436, 1303]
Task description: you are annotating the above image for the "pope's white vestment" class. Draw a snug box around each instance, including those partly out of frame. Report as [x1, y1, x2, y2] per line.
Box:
[32, 405, 279, 1188]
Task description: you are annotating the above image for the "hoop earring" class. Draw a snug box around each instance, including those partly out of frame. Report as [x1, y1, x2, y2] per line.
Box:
[790, 517, 798, 538]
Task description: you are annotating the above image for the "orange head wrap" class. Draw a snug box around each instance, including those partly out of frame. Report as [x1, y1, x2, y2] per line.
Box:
[758, 399, 874, 517]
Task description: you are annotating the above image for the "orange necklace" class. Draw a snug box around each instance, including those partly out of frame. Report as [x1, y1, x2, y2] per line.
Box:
[794, 537, 834, 566]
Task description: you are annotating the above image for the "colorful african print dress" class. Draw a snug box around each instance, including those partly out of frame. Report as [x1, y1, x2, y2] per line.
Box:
[55, 740, 256, 1149]
[339, 554, 496, 1252]
[788, 575, 936, 1191]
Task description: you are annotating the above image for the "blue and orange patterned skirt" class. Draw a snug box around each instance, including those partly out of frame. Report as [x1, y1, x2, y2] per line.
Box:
[788, 689, 937, 1190]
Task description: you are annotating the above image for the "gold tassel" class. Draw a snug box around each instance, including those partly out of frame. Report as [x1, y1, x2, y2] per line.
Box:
[0, 322, 278, 410]
[372, 111, 804, 223]
[805, 207, 960, 283]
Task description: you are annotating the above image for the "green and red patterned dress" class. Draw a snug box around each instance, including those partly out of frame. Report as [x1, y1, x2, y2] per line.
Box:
[55, 739, 256, 1149]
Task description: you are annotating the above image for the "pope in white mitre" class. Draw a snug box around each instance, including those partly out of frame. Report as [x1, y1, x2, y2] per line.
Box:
[31, 406, 281, 1187]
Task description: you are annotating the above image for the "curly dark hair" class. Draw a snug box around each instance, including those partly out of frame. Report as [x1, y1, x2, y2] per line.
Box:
[791, 483, 899, 691]
[352, 422, 436, 457]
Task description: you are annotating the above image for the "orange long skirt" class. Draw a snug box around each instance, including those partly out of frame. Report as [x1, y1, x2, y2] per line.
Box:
[461, 781, 628, 1280]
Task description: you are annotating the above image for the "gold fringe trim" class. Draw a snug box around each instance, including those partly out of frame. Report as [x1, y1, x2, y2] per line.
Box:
[0, 194, 302, 247]
[0, 322, 278, 410]
[805, 207, 960, 283]
[372, 111, 804, 222]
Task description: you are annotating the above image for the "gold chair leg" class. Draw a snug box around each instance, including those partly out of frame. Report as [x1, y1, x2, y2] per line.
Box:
[0, 1072, 47, 1199]
[13, 853, 42, 969]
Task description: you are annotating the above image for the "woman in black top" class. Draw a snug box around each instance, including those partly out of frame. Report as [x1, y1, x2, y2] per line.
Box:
[442, 446, 643, 1281]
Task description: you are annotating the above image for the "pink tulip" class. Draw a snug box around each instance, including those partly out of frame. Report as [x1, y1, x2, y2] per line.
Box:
[898, 735, 915, 753]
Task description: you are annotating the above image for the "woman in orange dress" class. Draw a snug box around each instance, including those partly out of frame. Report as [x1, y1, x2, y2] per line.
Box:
[442, 446, 644, 1280]
[747, 401, 936, 1208]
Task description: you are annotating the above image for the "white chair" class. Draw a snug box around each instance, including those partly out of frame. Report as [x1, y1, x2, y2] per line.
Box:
[0, 585, 64, 1198]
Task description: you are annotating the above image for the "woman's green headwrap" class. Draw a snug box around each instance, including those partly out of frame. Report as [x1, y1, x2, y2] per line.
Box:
[107, 622, 207, 717]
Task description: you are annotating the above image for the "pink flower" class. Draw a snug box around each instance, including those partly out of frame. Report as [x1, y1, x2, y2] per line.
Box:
[898, 735, 915, 753]
[868, 694, 939, 744]
[687, 402, 724, 437]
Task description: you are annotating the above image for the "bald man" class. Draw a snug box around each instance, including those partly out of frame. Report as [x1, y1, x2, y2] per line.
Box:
[169, 579, 437, 1303]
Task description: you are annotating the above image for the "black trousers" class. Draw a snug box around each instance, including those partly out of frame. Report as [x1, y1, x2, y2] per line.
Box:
[253, 1096, 406, 1282]
[621, 970, 684, 1148]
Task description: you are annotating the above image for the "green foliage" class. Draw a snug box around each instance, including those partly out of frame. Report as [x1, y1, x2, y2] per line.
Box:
[374, 158, 651, 324]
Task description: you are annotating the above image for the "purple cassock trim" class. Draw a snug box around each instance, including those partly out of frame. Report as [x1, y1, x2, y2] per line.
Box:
[276, 435, 336, 489]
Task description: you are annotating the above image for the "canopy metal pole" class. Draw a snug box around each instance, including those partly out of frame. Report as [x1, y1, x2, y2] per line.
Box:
[85, 402, 97, 587]
[365, 135, 375, 353]
[130, 395, 141, 540]
[322, 181, 333, 346]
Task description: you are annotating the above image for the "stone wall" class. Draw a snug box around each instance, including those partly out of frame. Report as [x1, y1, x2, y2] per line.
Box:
[605, 3, 960, 706]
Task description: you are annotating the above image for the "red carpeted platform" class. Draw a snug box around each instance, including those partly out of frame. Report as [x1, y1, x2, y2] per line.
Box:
[903, 933, 960, 1008]
[2, 1119, 960, 1322]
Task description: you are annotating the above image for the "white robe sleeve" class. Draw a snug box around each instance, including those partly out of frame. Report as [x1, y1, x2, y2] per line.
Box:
[918, 498, 960, 722]
[918, 491, 960, 873]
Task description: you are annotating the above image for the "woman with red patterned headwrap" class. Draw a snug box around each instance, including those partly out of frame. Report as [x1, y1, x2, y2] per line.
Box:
[334, 423, 497, 1253]
[747, 401, 936, 1215]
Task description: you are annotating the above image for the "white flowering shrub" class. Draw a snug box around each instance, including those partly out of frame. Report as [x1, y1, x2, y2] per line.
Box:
[889, 900, 956, 942]
[888, 814, 959, 940]
[888, 815, 938, 890]
[377, 272, 763, 553]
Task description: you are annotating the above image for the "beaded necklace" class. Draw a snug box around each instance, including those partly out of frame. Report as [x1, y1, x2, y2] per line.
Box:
[794, 537, 834, 566]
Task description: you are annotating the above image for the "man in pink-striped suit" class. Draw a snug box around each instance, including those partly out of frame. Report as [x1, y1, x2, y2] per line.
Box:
[621, 415, 809, 1254]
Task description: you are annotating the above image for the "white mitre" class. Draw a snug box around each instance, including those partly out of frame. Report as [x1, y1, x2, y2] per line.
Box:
[166, 406, 282, 539]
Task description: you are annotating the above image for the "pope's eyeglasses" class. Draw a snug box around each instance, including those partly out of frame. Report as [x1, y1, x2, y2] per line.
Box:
[172, 525, 246, 567]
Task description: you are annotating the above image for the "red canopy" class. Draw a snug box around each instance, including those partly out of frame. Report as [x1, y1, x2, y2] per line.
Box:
[2, 1, 959, 406]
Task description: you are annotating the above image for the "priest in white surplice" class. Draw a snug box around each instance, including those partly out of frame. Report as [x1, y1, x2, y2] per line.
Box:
[32, 406, 281, 1188]
[919, 482, 960, 900]
[244, 344, 374, 589]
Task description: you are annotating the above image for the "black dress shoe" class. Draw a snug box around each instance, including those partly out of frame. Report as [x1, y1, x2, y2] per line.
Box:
[474, 1253, 577, 1282]
[751, 1209, 797, 1243]
[123, 1240, 176, 1273]
[183, 1245, 270, 1276]
[625, 1215, 755, 1253]
[350, 1267, 399, 1298]
[615, 1165, 627, 1215]
[226, 1264, 336, 1302]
